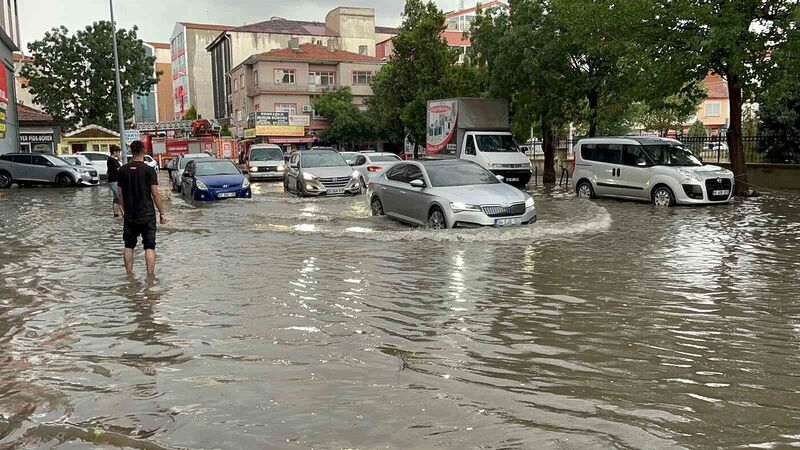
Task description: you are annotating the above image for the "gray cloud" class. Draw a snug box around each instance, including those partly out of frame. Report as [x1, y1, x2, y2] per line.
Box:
[19, 0, 456, 50]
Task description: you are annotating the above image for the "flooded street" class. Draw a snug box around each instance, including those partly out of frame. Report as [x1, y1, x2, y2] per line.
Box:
[1, 178, 799, 449]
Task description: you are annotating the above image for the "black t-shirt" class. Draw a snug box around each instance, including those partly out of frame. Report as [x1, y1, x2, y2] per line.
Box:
[107, 157, 121, 183]
[118, 161, 158, 223]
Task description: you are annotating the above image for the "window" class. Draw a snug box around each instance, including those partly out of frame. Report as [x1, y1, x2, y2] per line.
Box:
[358, 45, 369, 56]
[31, 155, 49, 166]
[309, 71, 335, 86]
[12, 154, 32, 164]
[581, 144, 621, 164]
[405, 165, 423, 183]
[239, 74, 244, 89]
[705, 101, 721, 117]
[275, 103, 297, 114]
[274, 69, 296, 84]
[464, 135, 476, 155]
[233, 77, 238, 92]
[353, 155, 367, 166]
[253, 70, 259, 86]
[620, 145, 649, 167]
[386, 164, 407, 182]
[254, 104, 260, 111]
[352, 71, 373, 85]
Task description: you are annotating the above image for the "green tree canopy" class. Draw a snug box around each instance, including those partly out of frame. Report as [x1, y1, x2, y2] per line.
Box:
[183, 105, 200, 120]
[313, 87, 374, 150]
[22, 22, 159, 130]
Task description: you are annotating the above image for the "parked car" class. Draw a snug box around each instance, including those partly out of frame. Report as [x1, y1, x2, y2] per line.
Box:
[368, 160, 537, 229]
[246, 144, 286, 181]
[338, 151, 359, 163]
[181, 159, 251, 202]
[171, 153, 213, 192]
[349, 152, 403, 187]
[284, 150, 361, 197]
[125, 154, 159, 173]
[571, 137, 735, 206]
[78, 151, 111, 179]
[58, 155, 100, 186]
[0, 153, 97, 188]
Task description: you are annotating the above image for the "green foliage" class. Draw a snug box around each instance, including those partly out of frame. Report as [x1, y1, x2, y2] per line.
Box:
[313, 87, 375, 149]
[220, 124, 232, 137]
[22, 22, 158, 130]
[367, 0, 482, 154]
[688, 120, 707, 138]
[183, 105, 200, 120]
[635, 83, 706, 136]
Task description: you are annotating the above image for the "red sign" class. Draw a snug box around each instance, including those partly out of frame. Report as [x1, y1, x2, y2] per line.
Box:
[165, 140, 189, 157]
[0, 67, 8, 105]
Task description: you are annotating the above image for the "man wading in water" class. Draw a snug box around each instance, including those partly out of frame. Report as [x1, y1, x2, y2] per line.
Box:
[117, 140, 168, 275]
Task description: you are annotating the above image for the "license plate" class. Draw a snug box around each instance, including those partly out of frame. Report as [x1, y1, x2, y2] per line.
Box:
[506, 178, 520, 182]
[712, 189, 730, 196]
[495, 217, 522, 227]
[327, 188, 345, 195]
[218, 192, 237, 198]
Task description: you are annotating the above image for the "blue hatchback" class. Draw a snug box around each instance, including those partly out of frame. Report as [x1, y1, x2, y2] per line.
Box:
[180, 159, 252, 201]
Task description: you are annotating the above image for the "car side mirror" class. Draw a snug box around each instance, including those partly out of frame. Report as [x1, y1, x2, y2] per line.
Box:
[409, 179, 426, 188]
[348, 161, 357, 166]
[495, 174, 505, 182]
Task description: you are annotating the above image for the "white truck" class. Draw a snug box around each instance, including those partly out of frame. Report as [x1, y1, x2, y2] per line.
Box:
[426, 98, 532, 186]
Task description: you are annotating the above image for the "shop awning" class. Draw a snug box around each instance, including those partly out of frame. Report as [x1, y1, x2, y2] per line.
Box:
[268, 136, 316, 144]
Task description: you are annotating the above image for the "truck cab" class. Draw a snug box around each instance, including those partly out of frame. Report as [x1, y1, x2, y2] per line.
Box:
[460, 131, 532, 186]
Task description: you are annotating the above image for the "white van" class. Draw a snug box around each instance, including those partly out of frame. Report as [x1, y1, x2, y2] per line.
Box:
[459, 132, 532, 186]
[246, 144, 286, 181]
[571, 137, 735, 206]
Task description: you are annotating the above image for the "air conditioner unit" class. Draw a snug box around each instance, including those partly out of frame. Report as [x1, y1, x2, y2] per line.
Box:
[302, 105, 311, 113]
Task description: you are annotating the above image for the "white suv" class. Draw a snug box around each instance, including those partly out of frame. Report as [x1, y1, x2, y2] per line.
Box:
[571, 137, 735, 206]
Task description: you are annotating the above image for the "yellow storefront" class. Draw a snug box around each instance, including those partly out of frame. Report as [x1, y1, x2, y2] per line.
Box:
[58, 124, 120, 155]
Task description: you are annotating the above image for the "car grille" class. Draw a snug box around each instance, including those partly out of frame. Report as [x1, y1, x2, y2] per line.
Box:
[89, 171, 97, 177]
[320, 177, 350, 189]
[482, 203, 526, 218]
[705, 178, 732, 201]
[498, 163, 528, 169]
[264, 166, 279, 172]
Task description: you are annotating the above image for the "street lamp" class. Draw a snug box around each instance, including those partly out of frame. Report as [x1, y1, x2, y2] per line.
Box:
[109, 0, 127, 160]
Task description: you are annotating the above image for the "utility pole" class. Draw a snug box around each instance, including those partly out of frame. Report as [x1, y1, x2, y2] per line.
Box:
[109, 0, 127, 160]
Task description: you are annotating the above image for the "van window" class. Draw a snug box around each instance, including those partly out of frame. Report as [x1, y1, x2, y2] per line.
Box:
[464, 136, 476, 155]
[620, 145, 649, 166]
[250, 147, 283, 161]
[582, 144, 620, 164]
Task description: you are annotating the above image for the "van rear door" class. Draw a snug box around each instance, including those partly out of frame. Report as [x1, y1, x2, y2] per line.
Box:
[584, 144, 621, 196]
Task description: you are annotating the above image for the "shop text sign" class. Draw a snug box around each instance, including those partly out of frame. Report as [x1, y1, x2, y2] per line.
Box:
[20, 133, 54, 143]
[135, 120, 192, 132]
[254, 125, 304, 137]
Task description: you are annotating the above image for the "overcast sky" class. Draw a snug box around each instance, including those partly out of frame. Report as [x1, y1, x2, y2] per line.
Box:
[18, 0, 458, 51]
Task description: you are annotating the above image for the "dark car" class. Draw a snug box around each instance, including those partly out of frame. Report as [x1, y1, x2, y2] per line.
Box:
[181, 159, 252, 202]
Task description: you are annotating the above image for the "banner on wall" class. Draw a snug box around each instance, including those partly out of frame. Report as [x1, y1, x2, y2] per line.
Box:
[0, 67, 7, 140]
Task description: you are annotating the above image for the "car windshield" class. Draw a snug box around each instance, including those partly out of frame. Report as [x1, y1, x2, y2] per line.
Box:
[339, 152, 357, 161]
[426, 163, 501, 187]
[196, 161, 240, 176]
[250, 148, 283, 161]
[302, 152, 348, 168]
[49, 156, 72, 167]
[180, 155, 209, 169]
[369, 155, 401, 162]
[643, 145, 703, 167]
[475, 134, 521, 153]
[61, 157, 78, 165]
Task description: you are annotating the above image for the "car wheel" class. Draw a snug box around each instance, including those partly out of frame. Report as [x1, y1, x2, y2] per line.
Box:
[0, 171, 12, 189]
[427, 207, 447, 230]
[370, 197, 384, 216]
[576, 180, 595, 198]
[359, 177, 367, 193]
[652, 186, 675, 207]
[55, 174, 73, 188]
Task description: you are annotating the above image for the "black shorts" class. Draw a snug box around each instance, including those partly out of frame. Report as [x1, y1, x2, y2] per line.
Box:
[123, 219, 157, 250]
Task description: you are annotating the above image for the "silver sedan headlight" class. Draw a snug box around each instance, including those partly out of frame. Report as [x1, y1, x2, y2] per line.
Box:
[451, 202, 481, 212]
[525, 197, 535, 209]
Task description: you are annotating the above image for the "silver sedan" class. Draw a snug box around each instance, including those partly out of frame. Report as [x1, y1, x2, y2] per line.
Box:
[367, 160, 537, 229]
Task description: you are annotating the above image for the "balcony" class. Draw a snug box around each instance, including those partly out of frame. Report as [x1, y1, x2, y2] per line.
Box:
[247, 83, 339, 96]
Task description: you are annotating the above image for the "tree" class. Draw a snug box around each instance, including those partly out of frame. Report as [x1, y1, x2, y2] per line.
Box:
[220, 124, 232, 137]
[688, 120, 707, 138]
[183, 105, 200, 120]
[368, 0, 481, 156]
[635, 84, 705, 137]
[313, 87, 374, 150]
[22, 22, 158, 130]
[652, 0, 797, 194]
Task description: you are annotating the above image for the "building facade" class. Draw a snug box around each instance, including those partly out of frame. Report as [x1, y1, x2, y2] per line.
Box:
[17, 103, 61, 154]
[133, 42, 175, 123]
[207, 7, 398, 122]
[171, 22, 233, 120]
[0, 0, 19, 155]
[229, 43, 382, 149]
[683, 74, 730, 136]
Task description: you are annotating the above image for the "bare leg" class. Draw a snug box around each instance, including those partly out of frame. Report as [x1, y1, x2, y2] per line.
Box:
[145, 249, 156, 276]
[124, 248, 134, 274]
[113, 203, 121, 217]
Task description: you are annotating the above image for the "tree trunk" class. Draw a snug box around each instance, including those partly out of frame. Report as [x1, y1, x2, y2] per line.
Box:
[588, 89, 599, 137]
[542, 120, 556, 184]
[726, 71, 749, 195]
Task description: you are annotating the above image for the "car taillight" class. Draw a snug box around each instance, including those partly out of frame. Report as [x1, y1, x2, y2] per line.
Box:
[367, 166, 383, 172]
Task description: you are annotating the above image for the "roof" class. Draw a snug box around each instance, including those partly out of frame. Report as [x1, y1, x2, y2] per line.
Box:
[445, 0, 507, 18]
[442, 30, 471, 46]
[375, 26, 400, 35]
[704, 74, 728, 99]
[64, 124, 120, 139]
[232, 18, 338, 37]
[250, 43, 379, 64]
[146, 41, 171, 50]
[17, 103, 57, 124]
[179, 22, 234, 32]
[578, 136, 677, 145]
[12, 53, 31, 63]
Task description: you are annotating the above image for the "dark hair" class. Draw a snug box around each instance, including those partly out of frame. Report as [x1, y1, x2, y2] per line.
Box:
[110, 145, 121, 154]
[130, 140, 145, 155]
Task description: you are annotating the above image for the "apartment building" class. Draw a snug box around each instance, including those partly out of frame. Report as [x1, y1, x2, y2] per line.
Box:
[683, 74, 730, 136]
[207, 7, 398, 121]
[229, 43, 382, 149]
[0, 0, 19, 154]
[134, 42, 174, 123]
[171, 22, 233, 120]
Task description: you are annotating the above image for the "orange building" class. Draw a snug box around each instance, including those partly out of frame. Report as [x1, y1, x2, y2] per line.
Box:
[684, 74, 730, 136]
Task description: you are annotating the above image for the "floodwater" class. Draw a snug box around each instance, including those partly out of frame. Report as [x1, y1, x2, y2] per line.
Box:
[1, 177, 799, 449]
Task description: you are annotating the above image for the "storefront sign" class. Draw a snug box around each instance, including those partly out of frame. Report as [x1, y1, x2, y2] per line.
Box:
[0, 67, 8, 105]
[254, 125, 305, 137]
[123, 129, 141, 145]
[244, 128, 257, 139]
[247, 112, 290, 128]
[20, 133, 54, 143]
[288, 114, 310, 127]
[0, 103, 6, 139]
[165, 140, 189, 157]
[135, 120, 193, 132]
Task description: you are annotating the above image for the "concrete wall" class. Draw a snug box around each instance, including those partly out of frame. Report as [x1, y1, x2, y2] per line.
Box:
[186, 28, 226, 120]
[338, 62, 379, 96]
[326, 7, 376, 56]
[717, 163, 800, 191]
